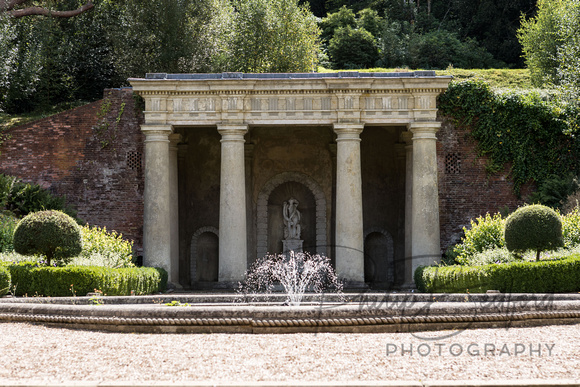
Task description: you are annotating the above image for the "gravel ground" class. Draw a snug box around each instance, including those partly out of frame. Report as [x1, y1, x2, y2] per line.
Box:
[0, 322, 579, 383]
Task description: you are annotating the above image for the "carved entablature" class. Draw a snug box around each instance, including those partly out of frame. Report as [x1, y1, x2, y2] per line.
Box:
[130, 72, 452, 127]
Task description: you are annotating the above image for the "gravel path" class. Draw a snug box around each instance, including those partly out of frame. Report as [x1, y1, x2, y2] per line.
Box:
[0, 322, 579, 383]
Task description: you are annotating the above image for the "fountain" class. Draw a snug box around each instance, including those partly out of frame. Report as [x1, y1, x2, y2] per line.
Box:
[237, 251, 343, 306]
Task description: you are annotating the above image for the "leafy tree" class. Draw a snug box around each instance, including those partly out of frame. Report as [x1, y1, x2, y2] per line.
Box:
[408, 30, 499, 69]
[518, 0, 568, 86]
[328, 25, 379, 69]
[356, 7, 383, 37]
[228, 0, 320, 73]
[378, 18, 410, 67]
[518, 0, 580, 131]
[319, 5, 356, 43]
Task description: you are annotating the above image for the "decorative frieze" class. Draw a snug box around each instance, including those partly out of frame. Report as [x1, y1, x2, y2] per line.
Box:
[134, 74, 451, 126]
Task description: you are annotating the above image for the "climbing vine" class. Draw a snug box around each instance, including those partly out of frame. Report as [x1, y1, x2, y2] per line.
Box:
[92, 93, 125, 150]
[438, 79, 580, 196]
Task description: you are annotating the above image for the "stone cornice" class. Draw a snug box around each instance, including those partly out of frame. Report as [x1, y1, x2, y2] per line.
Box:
[129, 73, 452, 126]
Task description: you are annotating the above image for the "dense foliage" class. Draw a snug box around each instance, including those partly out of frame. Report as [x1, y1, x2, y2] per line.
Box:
[0, 0, 321, 113]
[7, 263, 167, 296]
[0, 211, 17, 252]
[0, 174, 78, 219]
[504, 204, 563, 260]
[448, 208, 580, 266]
[13, 210, 82, 266]
[75, 225, 135, 268]
[452, 213, 506, 265]
[518, 0, 580, 133]
[0, 0, 545, 113]
[415, 255, 580, 293]
[438, 79, 580, 196]
[317, 0, 534, 70]
[0, 265, 9, 296]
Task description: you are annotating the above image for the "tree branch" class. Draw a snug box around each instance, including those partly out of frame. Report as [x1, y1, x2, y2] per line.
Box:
[5, 1, 94, 18]
[1, 0, 28, 12]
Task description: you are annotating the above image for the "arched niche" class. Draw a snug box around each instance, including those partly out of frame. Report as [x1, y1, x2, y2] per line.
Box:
[257, 172, 326, 260]
[190, 226, 219, 284]
[363, 227, 394, 285]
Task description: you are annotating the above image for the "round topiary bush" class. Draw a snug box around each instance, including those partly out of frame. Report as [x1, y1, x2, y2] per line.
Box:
[504, 204, 563, 261]
[13, 210, 82, 266]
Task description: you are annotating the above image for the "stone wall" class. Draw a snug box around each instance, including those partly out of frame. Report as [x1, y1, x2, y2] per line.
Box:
[0, 89, 533, 267]
[0, 88, 145, 254]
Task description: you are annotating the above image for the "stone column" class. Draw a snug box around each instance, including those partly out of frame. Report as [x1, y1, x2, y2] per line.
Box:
[217, 124, 249, 283]
[142, 125, 172, 273]
[400, 131, 414, 287]
[409, 122, 441, 280]
[333, 123, 365, 284]
[168, 133, 181, 287]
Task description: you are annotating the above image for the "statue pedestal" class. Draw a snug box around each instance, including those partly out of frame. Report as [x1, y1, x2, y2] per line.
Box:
[283, 239, 303, 254]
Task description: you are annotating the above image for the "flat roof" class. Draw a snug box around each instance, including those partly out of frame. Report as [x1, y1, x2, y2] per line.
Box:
[143, 71, 441, 80]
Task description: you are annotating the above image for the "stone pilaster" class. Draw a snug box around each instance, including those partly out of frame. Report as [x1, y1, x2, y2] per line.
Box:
[333, 123, 365, 284]
[142, 125, 172, 273]
[168, 133, 181, 287]
[400, 131, 414, 287]
[217, 124, 249, 283]
[409, 122, 441, 280]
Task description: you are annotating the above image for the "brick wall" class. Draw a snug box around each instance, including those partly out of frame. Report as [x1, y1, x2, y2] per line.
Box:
[437, 117, 534, 252]
[0, 88, 145, 253]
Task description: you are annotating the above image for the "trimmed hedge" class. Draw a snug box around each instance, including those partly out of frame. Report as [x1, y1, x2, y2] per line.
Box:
[0, 266, 10, 296]
[8, 264, 167, 297]
[415, 255, 580, 293]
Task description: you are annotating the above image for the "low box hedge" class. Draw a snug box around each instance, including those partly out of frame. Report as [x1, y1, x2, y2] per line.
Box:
[414, 254, 580, 293]
[0, 266, 10, 296]
[7, 263, 167, 297]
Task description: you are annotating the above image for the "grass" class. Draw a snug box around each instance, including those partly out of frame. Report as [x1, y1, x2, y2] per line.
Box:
[318, 66, 536, 90]
[0, 100, 89, 131]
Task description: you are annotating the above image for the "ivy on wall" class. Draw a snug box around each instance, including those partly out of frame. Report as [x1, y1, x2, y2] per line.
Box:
[438, 79, 580, 196]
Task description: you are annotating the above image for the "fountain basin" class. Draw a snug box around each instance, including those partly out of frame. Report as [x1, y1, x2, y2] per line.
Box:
[2, 293, 580, 333]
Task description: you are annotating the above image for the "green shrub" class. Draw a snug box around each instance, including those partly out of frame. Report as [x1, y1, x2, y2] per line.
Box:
[72, 225, 135, 268]
[13, 210, 82, 266]
[0, 212, 18, 252]
[0, 174, 78, 220]
[0, 174, 17, 210]
[0, 266, 10, 296]
[416, 254, 580, 293]
[8, 263, 167, 297]
[452, 213, 506, 265]
[562, 208, 580, 248]
[466, 247, 524, 266]
[504, 204, 563, 260]
[528, 174, 579, 210]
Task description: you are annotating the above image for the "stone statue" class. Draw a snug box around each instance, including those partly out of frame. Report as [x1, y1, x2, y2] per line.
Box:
[283, 198, 301, 240]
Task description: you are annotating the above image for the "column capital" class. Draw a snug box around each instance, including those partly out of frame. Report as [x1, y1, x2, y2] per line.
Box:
[217, 124, 248, 136]
[141, 124, 173, 134]
[141, 125, 172, 143]
[407, 121, 441, 140]
[333, 123, 364, 140]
